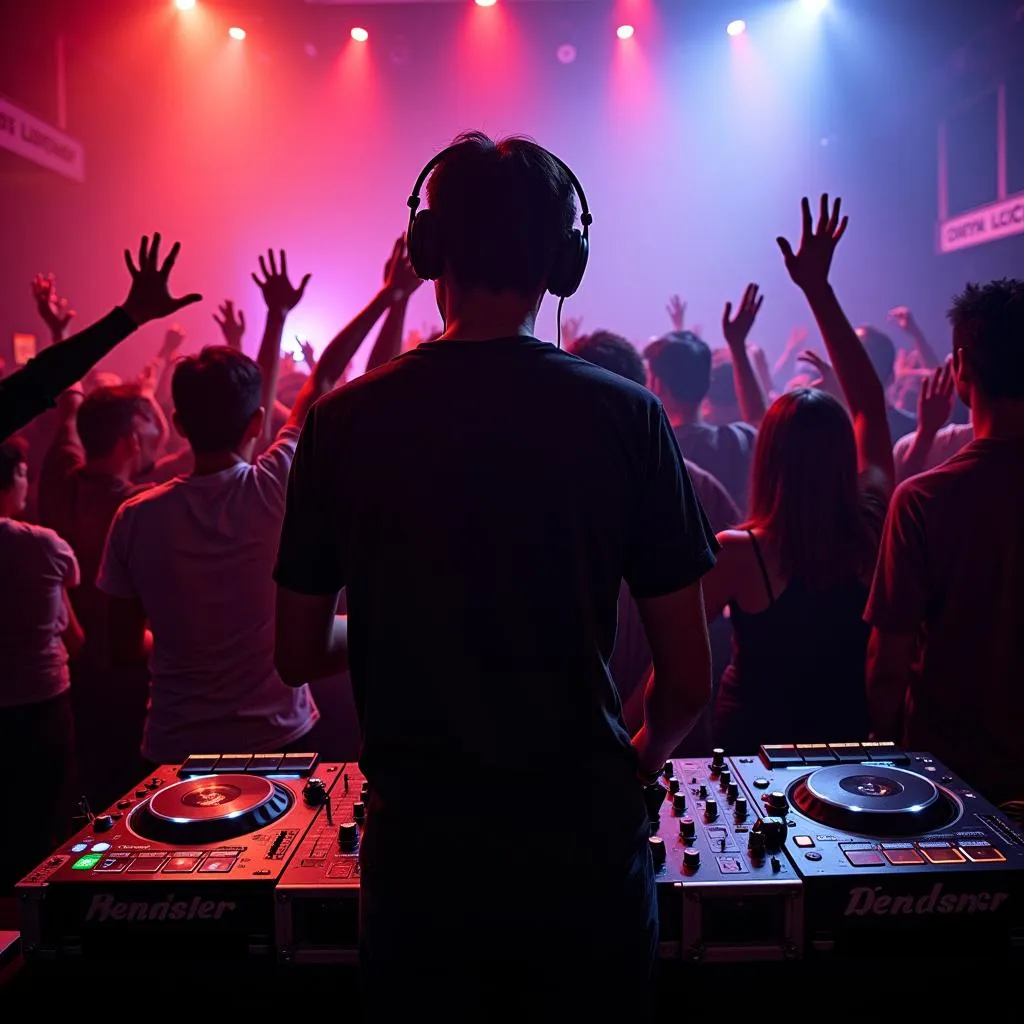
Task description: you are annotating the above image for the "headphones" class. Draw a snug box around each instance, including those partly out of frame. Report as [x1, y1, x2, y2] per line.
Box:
[405, 143, 593, 299]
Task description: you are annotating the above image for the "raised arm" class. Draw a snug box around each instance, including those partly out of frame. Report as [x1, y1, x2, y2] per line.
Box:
[894, 361, 954, 483]
[777, 195, 894, 493]
[365, 238, 423, 374]
[32, 272, 76, 344]
[0, 235, 201, 443]
[722, 283, 768, 427]
[250, 250, 311, 443]
[888, 306, 941, 370]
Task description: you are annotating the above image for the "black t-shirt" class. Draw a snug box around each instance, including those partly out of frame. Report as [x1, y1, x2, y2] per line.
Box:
[274, 336, 716, 855]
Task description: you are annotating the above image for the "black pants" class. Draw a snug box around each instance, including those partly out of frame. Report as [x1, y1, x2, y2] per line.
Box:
[0, 691, 76, 894]
[358, 818, 657, 1023]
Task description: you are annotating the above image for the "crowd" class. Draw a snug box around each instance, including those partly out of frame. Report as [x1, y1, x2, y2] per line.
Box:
[0, 132, 1021, 1018]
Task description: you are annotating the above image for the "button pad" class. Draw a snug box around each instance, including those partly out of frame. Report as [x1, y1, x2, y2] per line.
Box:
[845, 849, 885, 867]
[882, 847, 924, 865]
[163, 855, 202, 873]
[959, 844, 1005, 863]
[919, 844, 965, 864]
[126, 853, 168, 873]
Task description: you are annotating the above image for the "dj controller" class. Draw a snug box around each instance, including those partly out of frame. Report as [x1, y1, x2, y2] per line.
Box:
[14, 742, 1024, 966]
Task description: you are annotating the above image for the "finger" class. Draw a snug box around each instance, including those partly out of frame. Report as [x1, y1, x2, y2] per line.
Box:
[800, 198, 812, 239]
[258, 255, 269, 280]
[252, 272, 263, 289]
[150, 232, 162, 270]
[833, 216, 849, 245]
[754, 294, 765, 316]
[297, 273, 311, 299]
[213, 314, 225, 329]
[138, 236, 149, 271]
[828, 196, 842, 235]
[776, 236, 795, 263]
[125, 249, 140, 278]
[280, 250, 288, 278]
[159, 240, 180, 276]
[239, 309, 246, 330]
[170, 293, 203, 312]
[268, 250, 278, 276]
[817, 194, 829, 234]
[722, 301, 733, 328]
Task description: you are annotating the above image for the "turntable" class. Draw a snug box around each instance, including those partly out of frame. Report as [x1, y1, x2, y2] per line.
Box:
[16, 753, 347, 962]
[729, 743, 1024, 958]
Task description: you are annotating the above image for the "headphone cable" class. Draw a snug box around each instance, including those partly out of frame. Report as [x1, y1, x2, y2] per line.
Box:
[556, 295, 566, 350]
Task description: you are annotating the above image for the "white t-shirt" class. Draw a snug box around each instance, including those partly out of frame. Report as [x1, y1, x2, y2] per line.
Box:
[97, 427, 318, 762]
[893, 423, 974, 481]
[0, 519, 79, 708]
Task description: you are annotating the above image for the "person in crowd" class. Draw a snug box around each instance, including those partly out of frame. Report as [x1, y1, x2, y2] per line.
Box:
[644, 284, 767, 513]
[568, 329, 738, 750]
[701, 195, 894, 751]
[97, 242, 416, 766]
[0, 236, 200, 443]
[273, 132, 716, 1020]
[37, 383, 165, 809]
[866, 278, 1024, 807]
[855, 325, 918, 445]
[0, 436, 82, 891]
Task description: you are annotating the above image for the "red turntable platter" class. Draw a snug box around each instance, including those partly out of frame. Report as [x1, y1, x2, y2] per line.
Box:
[131, 774, 292, 844]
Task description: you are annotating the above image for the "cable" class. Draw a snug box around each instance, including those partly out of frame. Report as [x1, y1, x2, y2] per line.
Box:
[556, 295, 566, 349]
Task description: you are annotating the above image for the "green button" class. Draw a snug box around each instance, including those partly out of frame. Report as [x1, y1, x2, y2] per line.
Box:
[72, 853, 102, 870]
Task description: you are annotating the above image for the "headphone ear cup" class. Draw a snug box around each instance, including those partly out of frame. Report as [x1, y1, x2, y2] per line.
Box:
[407, 208, 444, 282]
[547, 228, 588, 299]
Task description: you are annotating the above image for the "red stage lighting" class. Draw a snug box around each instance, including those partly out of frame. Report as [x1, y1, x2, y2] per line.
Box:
[616, 25, 635, 40]
[351, 27, 369, 43]
[475, 0, 498, 7]
[228, 26, 246, 41]
[174, 0, 196, 10]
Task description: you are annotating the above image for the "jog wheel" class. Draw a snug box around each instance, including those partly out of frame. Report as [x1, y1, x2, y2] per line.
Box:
[130, 774, 292, 844]
[788, 764, 959, 837]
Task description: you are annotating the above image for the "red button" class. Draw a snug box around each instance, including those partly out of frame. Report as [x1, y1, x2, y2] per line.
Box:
[883, 847, 924, 865]
[199, 856, 237, 873]
[920, 846, 965, 864]
[845, 849, 885, 867]
[960, 845, 1005, 863]
[163, 855, 202, 873]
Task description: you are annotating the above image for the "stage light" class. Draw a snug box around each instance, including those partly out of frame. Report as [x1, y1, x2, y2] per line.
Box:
[556, 43, 577, 65]
[801, 0, 829, 12]
[228, 26, 246, 41]
[174, 0, 196, 10]
[616, 25, 635, 40]
[351, 27, 369, 43]
[726, 20, 746, 37]
[475, 0, 498, 7]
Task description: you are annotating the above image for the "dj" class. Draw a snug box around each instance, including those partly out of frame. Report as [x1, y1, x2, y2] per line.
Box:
[273, 132, 717, 1019]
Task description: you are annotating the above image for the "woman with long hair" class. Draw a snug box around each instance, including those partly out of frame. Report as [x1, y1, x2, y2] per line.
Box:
[702, 195, 895, 750]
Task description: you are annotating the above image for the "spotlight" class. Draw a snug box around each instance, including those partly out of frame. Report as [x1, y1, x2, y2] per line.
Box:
[616, 25, 635, 40]
[726, 20, 746, 37]
[556, 43, 577, 65]
[174, 0, 196, 10]
[801, 0, 829, 12]
[228, 26, 246, 40]
[351, 27, 369, 43]
[475, 0, 498, 7]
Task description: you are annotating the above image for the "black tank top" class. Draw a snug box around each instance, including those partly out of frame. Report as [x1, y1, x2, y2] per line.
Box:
[713, 530, 870, 751]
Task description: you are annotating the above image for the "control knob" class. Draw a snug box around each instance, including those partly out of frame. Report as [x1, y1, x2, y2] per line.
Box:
[303, 777, 329, 805]
[678, 817, 696, 839]
[711, 748, 726, 770]
[672, 792, 687, 813]
[668, 777, 681, 794]
[93, 814, 115, 833]
[338, 822, 359, 850]
[704, 797, 718, 821]
[649, 836, 666, 869]
[719, 769, 732, 789]
[662, 761, 674, 780]
[735, 795, 748, 820]
[761, 816, 788, 853]
[748, 821, 766, 857]
[766, 791, 788, 817]
[353, 801, 366, 823]
[683, 848, 701, 871]
[643, 782, 667, 824]
[361, 781, 370, 798]
[698, 783, 708, 799]
[726, 781, 739, 802]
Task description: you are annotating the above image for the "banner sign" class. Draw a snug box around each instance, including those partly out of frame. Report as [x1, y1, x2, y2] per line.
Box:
[939, 193, 1024, 253]
[0, 95, 85, 183]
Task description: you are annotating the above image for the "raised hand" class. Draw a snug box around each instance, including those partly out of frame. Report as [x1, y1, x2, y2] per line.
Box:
[776, 194, 848, 294]
[213, 300, 246, 350]
[888, 306, 919, 334]
[722, 283, 764, 352]
[252, 249, 311, 316]
[667, 294, 686, 332]
[32, 272, 76, 337]
[798, 349, 839, 394]
[917, 360, 955, 437]
[298, 338, 316, 369]
[122, 234, 202, 326]
[159, 324, 186, 359]
[383, 237, 422, 301]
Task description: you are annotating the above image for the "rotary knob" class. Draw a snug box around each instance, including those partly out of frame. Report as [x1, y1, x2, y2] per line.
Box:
[735, 795, 748, 819]
[303, 777, 329, 805]
[93, 814, 115, 833]
[761, 816, 788, 853]
[669, 777, 681, 794]
[711, 748, 726, 770]
[662, 761, 674, 780]
[748, 822, 766, 856]
[698, 783, 708, 799]
[683, 848, 701, 871]
[766, 791, 788, 817]
[360, 781, 370, 798]
[672, 792, 687, 813]
[719, 769, 732, 789]
[338, 822, 359, 849]
[353, 801, 366, 823]
[726, 781, 739, 802]
[679, 816, 696, 839]
[704, 797, 718, 821]
[649, 835, 666, 869]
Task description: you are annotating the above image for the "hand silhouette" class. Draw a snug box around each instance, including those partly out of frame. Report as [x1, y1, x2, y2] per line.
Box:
[121, 234, 202, 326]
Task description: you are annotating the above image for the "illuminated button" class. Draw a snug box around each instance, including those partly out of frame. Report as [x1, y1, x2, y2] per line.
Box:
[126, 854, 168, 873]
[861, 741, 910, 765]
[90, 842, 111, 852]
[180, 754, 220, 774]
[795, 743, 837, 764]
[883, 847, 924, 865]
[845, 849, 885, 867]
[959, 845, 1005, 863]
[72, 853, 102, 870]
[920, 845, 965, 864]
[827, 742, 866, 763]
[94, 857, 129, 873]
[199, 855, 238, 873]
[163, 855, 202, 873]
[759, 744, 802, 767]
[71, 842, 88, 853]
[214, 754, 251, 772]
[279, 752, 319, 773]
[793, 835, 815, 848]
[248, 754, 283, 773]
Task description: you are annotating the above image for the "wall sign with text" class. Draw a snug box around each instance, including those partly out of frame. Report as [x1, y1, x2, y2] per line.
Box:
[0, 95, 85, 183]
[939, 193, 1024, 253]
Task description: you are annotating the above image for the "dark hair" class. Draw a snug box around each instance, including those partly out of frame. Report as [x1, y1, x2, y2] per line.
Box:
[426, 131, 577, 296]
[569, 331, 646, 386]
[77, 383, 151, 460]
[857, 326, 896, 386]
[745, 389, 874, 593]
[707, 359, 738, 407]
[0, 435, 28, 491]
[948, 278, 1024, 400]
[644, 331, 712, 405]
[171, 346, 263, 454]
